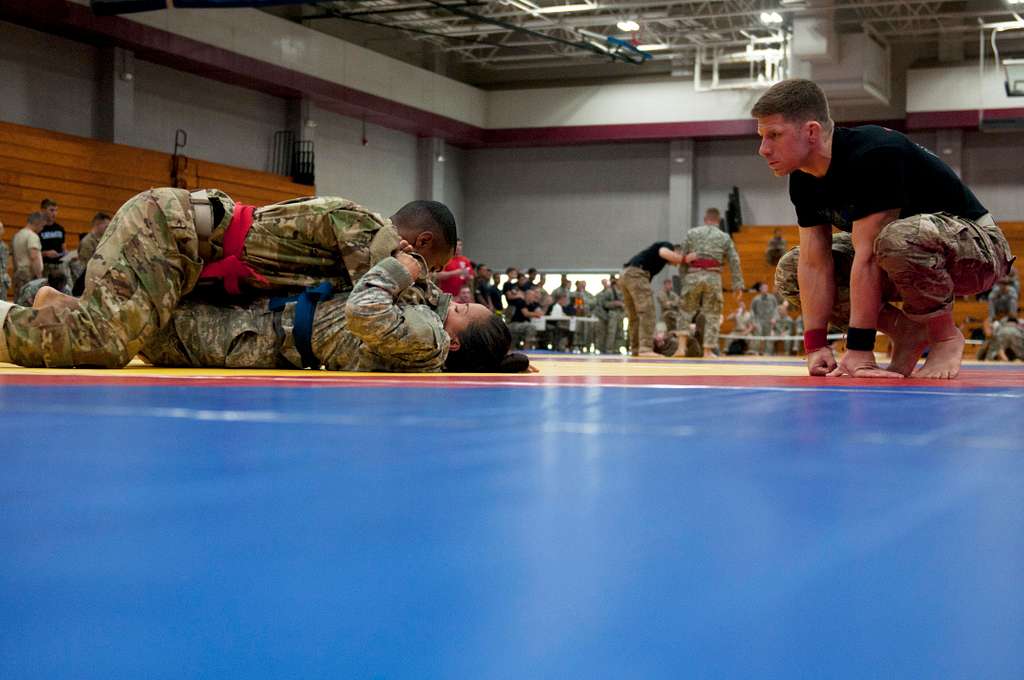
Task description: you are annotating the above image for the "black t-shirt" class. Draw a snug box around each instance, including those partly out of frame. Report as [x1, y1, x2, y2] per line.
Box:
[789, 126, 986, 232]
[625, 241, 674, 276]
[477, 281, 502, 309]
[39, 222, 66, 263]
[509, 299, 540, 323]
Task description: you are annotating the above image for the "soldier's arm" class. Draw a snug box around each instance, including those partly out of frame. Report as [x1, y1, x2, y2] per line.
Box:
[337, 212, 399, 284]
[30, 247, 43, 278]
[726, 237, 745, 291]
[345, 255, 448, 370]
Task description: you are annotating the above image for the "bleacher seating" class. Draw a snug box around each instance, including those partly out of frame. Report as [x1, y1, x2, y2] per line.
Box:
[0, 120, 314, 266]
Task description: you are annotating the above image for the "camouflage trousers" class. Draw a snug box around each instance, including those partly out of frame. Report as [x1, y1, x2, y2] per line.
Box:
[983, 323, 1023, 361]
[679, 270, 724, 349]
[595, 311, 624, 354]
[774, 214, 1013, 328]
[620, 266, 655, 354]
[4, 189, 203, 367]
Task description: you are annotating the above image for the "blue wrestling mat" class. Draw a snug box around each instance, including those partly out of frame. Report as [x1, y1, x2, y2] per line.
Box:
[2, 356, 1023, 678]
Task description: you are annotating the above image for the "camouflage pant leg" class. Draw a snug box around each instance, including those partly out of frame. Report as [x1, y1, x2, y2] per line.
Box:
[4, 189, 202, 367]
[680, 273, 724, 349]
[874, 213, 1014, 320]
[620, 267, 655, 354]
[774, 232, 857, 331]
[606, 311, 625, 353]
[11, 269, 32, 302]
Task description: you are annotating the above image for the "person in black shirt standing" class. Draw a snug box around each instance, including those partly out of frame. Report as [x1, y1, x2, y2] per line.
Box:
[620, 241, 686, 357]
[38, 198, 66, 278]
[752, 79, 1014, 379]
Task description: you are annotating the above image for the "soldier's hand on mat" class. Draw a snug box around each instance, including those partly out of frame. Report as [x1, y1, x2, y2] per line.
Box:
[826, 349, 904, 379]
[806, 346, 837, 376]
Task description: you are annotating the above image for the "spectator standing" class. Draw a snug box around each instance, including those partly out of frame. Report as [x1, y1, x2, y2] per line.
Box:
[12, 212, 46, 300]
[550, 274, 572, 302]
[751, 282, 780, 354]
[77, 212, 112, 269]
[594, 278, 626, 354]
[474, 264, 502, 311]
[436, 238, 473, 296]
[38, 198, 67, 278]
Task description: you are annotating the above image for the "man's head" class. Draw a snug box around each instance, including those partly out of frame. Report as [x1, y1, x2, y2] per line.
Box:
[751, 79, 834, 177]
[560, 274, 570, 287]
[455, 285, 473, 304]
[575, 280, 586, 291]
[477, 264, 492, 280]
[46, 269, 67, 291]
[703, 207, 721, 226]
[390, 200, 458, 272]
[662, 279, 674, 291]
[454, 238, 464, 257]
[506, 267, 519, 280]
[92, 212, 111, 236]
[527, 268, 538, 282]
[525, 288, 540, 304]
[26, 211, 46, 233]
[40, 198, 58, 225]
[757, 282, 769, 294]
[601, 278, 610, 290]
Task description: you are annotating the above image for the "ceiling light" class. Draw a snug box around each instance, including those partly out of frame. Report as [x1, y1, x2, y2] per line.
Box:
[760, 11, 783, 25]
[636, 44, 668, 51]
[532, 2, 600, 14]
[617, 19, 640, 32]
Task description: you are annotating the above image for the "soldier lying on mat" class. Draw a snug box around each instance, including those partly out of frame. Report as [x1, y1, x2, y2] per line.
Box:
[139, 252, 526, 373]
[2, 251, 528, 373]
[0, 187, 457, 368]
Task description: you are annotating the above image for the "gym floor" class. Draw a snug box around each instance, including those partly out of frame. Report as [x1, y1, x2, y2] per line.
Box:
[2, 355, 1022, 679]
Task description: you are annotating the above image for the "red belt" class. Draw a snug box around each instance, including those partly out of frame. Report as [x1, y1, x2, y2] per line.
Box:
[198, 204, 269, 294]
[689, 258, 721, 269]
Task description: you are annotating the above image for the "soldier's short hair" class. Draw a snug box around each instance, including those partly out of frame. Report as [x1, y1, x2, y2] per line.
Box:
[40, 198, 58, 209]
[392, 200, 458, 247]
[751, 79, 833, 134]
[27, 211, 46, 225]
[704, 207, 721, 219]
[93, 212, 111, 224]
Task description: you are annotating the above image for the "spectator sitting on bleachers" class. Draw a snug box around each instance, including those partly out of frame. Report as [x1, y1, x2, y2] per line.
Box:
[765, 229, 787, 266]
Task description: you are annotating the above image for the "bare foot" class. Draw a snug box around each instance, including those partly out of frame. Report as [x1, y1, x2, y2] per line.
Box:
[912, 332, 965, 379]
[878, 304, 928, 376]
[32, 285, 78, 311]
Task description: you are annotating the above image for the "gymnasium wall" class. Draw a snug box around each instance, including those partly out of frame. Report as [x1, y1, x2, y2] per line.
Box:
[461, 143, 670, 270]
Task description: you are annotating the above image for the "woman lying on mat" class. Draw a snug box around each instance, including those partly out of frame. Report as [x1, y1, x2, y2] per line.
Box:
[1, 252, 529, 373]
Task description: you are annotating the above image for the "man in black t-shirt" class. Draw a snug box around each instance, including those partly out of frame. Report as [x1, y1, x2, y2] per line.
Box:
[38, 198, 66, 277]
[752, 79, 1014, 379]
[620, 241, 686, 356]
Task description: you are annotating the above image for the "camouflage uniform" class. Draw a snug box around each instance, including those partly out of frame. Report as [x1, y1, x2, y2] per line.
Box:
[982, 320, 1023, 361]
[620, 266, 656, 354]
[141, 257, 451, 372]
[0, 239, 9, 301]
[988, 282, 1019, 320]
[15, 277, 72, 307]
[750, 293, 779, 355]
[78, 231, 100, 268]
[765, 234, 787, 266]
[678, 225, 745, 352]
[2, 187, 400, 368]
[569, 289, 596, 350]
[772, 306, 796, 355]
[775, 215, 1013, 328]
[594, 286, 624, 354]
[656, 288, 681, 332]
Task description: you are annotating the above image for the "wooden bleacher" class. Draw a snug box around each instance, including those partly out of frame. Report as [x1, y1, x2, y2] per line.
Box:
[0, 120, 314, 259]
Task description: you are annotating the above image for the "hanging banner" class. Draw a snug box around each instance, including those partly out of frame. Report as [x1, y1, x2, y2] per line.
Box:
[91, 1, 313, 15]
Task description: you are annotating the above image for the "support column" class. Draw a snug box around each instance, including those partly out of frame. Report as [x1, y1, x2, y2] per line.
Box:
[668, 139, 696, 242]
[96, 47, 135, 145]
[417, 136, 446, 200]
[286, 97, 319, 145]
